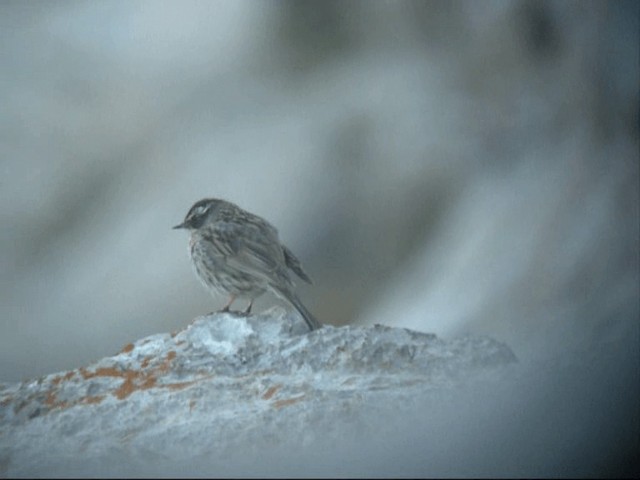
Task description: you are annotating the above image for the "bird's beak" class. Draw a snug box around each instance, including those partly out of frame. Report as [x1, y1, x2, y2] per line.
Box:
[173, 222, 187, 230]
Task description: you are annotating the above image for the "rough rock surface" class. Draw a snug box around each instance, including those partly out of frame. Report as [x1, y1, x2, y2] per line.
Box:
[0, 308, 516, 476]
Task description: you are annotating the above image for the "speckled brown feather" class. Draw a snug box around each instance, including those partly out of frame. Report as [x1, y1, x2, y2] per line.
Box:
[175, 198, 321, 330]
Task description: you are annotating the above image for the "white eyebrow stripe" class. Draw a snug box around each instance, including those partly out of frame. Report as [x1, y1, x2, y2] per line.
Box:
[192, 205, 209, 216]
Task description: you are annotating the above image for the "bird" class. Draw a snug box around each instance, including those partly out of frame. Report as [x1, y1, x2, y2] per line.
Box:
[173, 198, 322, 331]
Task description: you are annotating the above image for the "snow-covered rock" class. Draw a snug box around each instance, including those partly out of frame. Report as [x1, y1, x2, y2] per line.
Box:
[0, 308, 517, 477]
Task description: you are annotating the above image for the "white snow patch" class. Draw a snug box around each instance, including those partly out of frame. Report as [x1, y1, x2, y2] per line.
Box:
[185, 313, 254, 355]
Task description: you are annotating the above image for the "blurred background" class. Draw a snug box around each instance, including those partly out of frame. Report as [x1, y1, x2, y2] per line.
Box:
[1, 1, 639, 475]
[0, 0, 637, 389]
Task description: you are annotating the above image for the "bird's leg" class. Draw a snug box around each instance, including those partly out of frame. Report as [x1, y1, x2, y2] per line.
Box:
[220, 295, 236, 312]
[244, 300, 253, 314]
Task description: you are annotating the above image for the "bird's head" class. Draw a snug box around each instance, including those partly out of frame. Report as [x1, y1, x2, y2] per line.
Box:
[173, 198, 222, 231]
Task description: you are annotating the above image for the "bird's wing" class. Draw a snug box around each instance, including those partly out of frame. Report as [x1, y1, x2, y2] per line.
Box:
[206, 219, 286, 281]
[282, 245, 312, 284]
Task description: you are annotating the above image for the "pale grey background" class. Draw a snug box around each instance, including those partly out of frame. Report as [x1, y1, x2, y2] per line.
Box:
[1, 1, 638, 476]
[1, 0, 637, 393]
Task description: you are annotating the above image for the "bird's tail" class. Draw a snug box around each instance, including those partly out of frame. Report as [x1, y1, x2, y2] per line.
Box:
[275, 288, 322, 331]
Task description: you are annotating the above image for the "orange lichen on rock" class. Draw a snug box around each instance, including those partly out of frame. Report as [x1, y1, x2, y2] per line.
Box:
[273, 396, 305, 409]
[50, 371, 76, 386]
[165, 381, 195, 391]
[81, 395, 106, 405]
[44, 390, 68, 410]
[114, 371, 157, 400]
[262, 385, 281, 400]
[156, 351, 176, 374]
[79, 367, 126, 380]
[74, 351, 194, 400]
[4, 343, 207, 419]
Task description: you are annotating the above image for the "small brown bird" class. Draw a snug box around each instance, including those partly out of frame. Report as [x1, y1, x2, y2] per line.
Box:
[173, 198, 322, 331]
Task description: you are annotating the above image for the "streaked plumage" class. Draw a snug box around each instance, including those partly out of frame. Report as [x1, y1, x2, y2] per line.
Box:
[174, 198, 321, 331]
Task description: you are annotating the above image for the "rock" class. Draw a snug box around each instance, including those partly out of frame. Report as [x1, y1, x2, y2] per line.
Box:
[0, 307, 516, 476]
